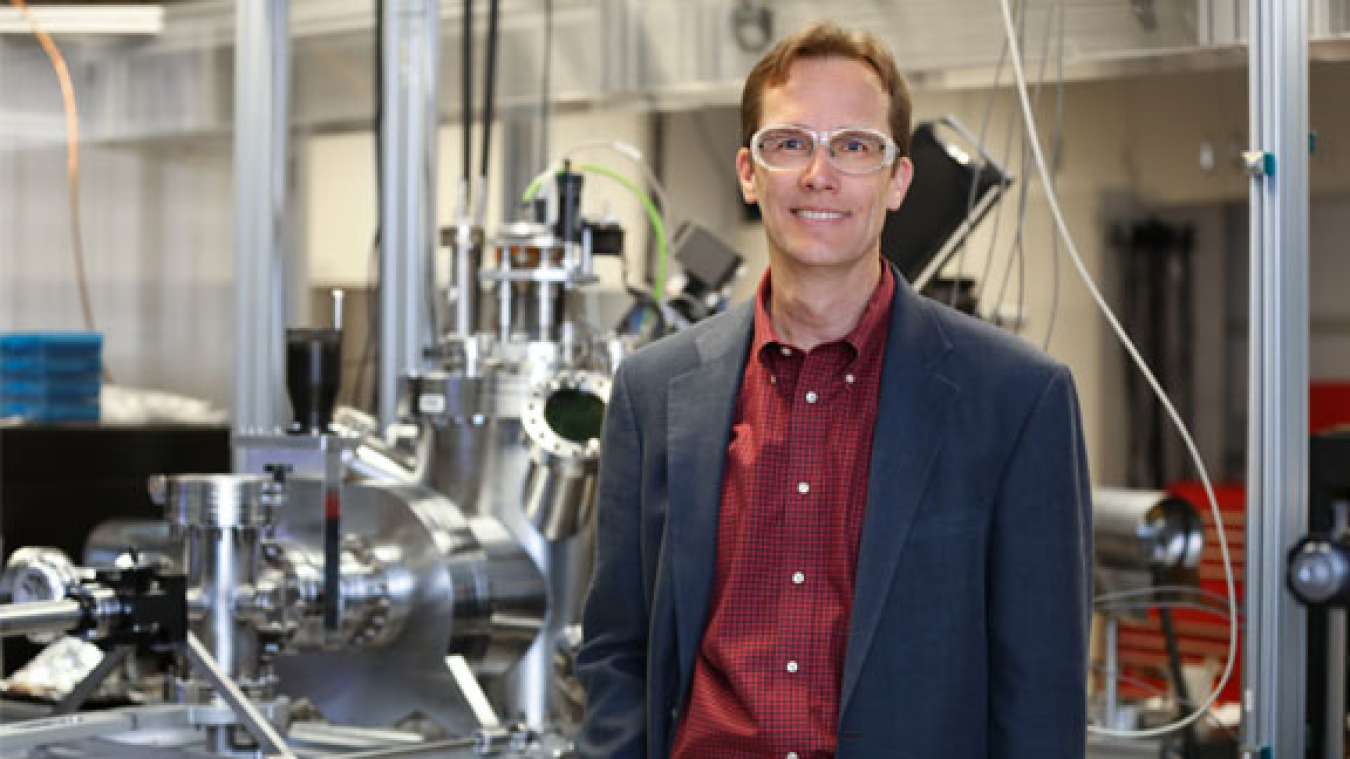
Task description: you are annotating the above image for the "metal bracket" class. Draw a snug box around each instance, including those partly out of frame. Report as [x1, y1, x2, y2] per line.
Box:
[1243, 150, 1276, 178]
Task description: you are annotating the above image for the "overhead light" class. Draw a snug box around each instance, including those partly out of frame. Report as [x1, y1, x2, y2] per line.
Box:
[0, 4, 164, 36]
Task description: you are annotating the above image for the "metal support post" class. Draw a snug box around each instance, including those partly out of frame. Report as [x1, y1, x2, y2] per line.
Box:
[1104, 616, 1120, 728]
[184, 633, 296, 759]
[1243, 0, 1310, 755]
[378, 0, 440, 428]
[56, 645, 132, 714]
[233, 1, 291, 441]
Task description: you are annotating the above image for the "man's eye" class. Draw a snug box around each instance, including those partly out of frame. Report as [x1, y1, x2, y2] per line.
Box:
[779, 137, 808, 152]
[838, 138, 874, 154]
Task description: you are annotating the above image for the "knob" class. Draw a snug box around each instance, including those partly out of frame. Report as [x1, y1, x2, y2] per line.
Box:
[1288, 537, 1350, 606]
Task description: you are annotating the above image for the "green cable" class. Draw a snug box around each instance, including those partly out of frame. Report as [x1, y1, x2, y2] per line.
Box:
[521, 163, 669, 308]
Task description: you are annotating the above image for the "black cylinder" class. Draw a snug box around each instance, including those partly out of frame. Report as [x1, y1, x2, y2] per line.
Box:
[555, 167, 585, 243]
[285, 328, 342, 434]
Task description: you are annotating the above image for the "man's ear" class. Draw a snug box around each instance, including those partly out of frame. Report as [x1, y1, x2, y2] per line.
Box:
[887, 156, 915, 211]
[736, 147, 759, 204]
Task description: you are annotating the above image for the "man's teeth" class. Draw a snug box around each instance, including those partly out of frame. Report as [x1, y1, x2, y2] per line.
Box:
[794, 210, 845, 220]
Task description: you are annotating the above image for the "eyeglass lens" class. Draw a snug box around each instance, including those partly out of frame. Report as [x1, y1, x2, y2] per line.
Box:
[756, 128, 891, 173]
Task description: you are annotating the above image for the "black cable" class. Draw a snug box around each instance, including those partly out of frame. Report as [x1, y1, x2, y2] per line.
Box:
[480, 0, 500, 184]
[462, 0, 475, 205]
[536, 0, 553, 174]
[1154, 570, 1198, 759]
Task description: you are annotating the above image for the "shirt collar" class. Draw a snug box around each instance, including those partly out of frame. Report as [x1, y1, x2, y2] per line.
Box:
[751, 259, 896, 362]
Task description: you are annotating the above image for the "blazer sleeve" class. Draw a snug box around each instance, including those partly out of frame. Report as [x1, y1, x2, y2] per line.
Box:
[575, 365, 650, 759]
[986, 365, 1093, 759]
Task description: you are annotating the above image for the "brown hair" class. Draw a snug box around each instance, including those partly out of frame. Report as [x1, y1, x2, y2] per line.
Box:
[740, 22, 913, 157]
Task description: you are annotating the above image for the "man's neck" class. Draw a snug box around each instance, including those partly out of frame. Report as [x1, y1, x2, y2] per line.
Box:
[768, 258, 883, 351]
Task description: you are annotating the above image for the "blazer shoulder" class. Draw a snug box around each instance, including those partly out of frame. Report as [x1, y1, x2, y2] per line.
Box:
[921, 297, 1068, 389]
[617, 301, 754, 387]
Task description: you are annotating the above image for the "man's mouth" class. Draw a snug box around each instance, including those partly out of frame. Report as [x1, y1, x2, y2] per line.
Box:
[792, 208, 847, 221]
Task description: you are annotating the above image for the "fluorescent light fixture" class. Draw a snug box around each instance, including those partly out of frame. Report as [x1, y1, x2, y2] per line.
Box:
[0, 5, 165, 36]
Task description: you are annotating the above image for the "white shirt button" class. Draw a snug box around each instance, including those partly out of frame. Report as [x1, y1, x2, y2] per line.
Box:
[797, 481, 810, 494]
[792, 571, 805, 584]
[805, 391, 818, 403]
[845, 373, 855, 384]
[787, 753, 800, 759]
[769, 375, 777, 384]
[780, 346, 793, 357]
[786, 660, 799, 673]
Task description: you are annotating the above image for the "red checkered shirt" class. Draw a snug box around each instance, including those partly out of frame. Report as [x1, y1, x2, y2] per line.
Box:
[670, 262, 895, 759]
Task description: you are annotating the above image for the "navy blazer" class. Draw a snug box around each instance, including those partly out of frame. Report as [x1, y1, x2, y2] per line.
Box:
[577, 267, 1092, 759]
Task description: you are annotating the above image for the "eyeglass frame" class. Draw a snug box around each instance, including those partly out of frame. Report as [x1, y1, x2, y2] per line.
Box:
[748, 124, 901, 176]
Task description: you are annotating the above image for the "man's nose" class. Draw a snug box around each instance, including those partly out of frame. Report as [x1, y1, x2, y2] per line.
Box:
[799, 144, 838, 190]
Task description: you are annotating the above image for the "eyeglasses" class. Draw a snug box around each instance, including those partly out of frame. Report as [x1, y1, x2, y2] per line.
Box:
[749, 125, 899, 175]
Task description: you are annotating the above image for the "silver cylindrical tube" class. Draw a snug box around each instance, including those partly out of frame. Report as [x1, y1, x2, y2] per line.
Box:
[449, 224, 485, 337]
[152, 474, 278, 689]
[1094, 487, 1204, 573]
[536, 281, 556, 340]
[0, 599, 84, 639]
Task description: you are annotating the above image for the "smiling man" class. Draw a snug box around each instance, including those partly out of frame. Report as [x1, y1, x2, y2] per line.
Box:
[577, 22, 1092, 759]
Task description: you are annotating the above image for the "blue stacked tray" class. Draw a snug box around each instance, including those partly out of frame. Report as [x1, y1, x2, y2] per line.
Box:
[1, 332, 103, 422]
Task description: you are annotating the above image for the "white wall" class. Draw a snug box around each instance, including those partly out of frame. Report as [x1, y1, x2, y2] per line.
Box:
[0, 141, 236, 406]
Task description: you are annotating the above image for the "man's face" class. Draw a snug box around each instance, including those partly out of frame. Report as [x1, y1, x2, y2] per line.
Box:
[737, 57, 913, 277]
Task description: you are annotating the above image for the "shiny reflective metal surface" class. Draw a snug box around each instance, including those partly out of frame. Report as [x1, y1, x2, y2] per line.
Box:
[521, 371, 609, 540]
[0, 599, 85, 640]
[1093, 487, 1205, 573]
[152, 474, 278, 531]
[1, 547, 84, 604]
[149, 473, 287, 754]
[271, 480, 546, 734]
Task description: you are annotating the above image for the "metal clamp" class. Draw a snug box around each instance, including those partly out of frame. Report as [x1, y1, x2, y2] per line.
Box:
[1243, 150, 1276, 178]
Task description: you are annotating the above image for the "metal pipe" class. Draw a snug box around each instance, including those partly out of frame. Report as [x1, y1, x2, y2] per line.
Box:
[450, 224, 484, 337]
[1243, 0, 1310, 755]
[1103, 616, 1119, 728]
[0, 599, 83, 639]
[379, 0, 440, 429]
[232, 0, 291, 442]
[56, 645, 132, 714]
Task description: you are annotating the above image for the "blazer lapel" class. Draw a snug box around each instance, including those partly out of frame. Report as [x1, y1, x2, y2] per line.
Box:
[839, 276, 958, 717]
[666, 303, 755, 688]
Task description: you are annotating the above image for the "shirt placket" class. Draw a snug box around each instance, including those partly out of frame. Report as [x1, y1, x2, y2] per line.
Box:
[773, 347, 836, 754]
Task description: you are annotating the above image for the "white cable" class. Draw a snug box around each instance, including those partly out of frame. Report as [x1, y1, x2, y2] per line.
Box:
[1095, 584, 1232, 608]
[995, 0, 1240, 739]
[1095, 600, 1231, 619]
